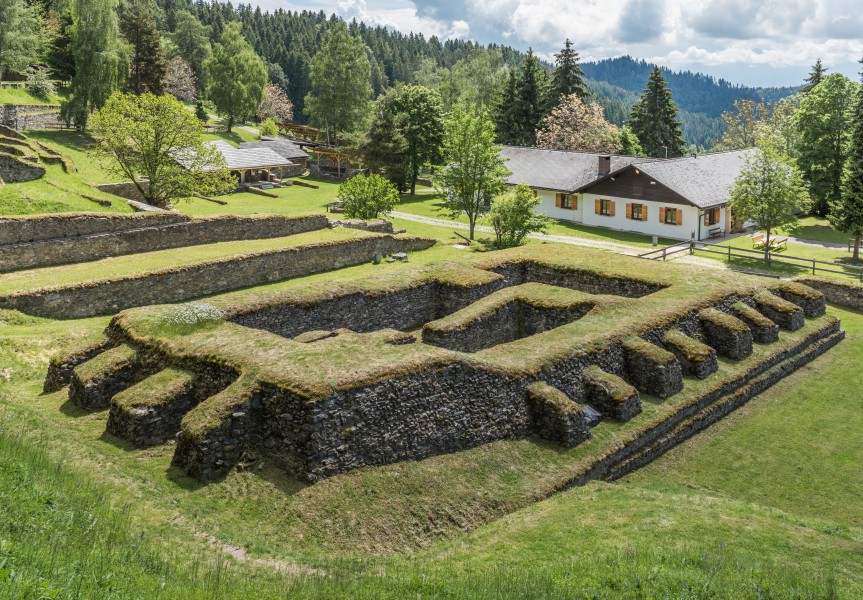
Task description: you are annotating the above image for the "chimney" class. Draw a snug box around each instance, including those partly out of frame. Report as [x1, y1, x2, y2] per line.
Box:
[598, 155, 611, 176]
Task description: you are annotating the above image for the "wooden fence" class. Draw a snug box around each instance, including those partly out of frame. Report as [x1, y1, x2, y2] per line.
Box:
[639, 240, 863, 281]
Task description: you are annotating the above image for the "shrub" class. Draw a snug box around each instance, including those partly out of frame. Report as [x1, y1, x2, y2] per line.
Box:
[195, 101, 208, 122]
[337, 173, 399, 220]
[259, 118, 279, 138]
[487, 183, 551, 248]
[25, 70, 55, 100]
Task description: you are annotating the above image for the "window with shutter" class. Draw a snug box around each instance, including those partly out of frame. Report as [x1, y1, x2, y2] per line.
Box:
[629, 203, 644, 220]
[598, 199, 613, 216]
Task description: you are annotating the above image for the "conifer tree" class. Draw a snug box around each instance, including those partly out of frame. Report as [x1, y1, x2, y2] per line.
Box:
[830, 58, 863, 260]
[801, 58, 828, 94]
[493, 69, 519, 144]
[511, 49, 548, 146]
[61, 0, 128, 129]
[551, 39, 588, 101]
[627, 66, 686, 158]
[121, 2, 166, 95]
[206, 22, 267, 131]
[358, 105, 410, 192]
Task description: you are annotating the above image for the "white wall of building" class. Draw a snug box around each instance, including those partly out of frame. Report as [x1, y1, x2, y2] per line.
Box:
[535, 188, 727, 241]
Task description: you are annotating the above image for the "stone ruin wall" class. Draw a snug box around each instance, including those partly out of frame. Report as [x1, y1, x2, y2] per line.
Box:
[0, 234, 437, 319]
[1, 214, 330, 272]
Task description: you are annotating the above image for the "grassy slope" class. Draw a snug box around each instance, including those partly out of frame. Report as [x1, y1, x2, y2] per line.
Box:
[1, 305, 861, 597]
[1, 131, 134, 216]
[0, 87, 61, 105]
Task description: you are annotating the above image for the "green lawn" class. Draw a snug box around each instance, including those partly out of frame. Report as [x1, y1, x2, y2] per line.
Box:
[398, 187, 678, 248]
[0, 227, 368, 294]
[697, 231, 863, 280]
[0, 304, 861, 597]
[782, 215, 854, 245]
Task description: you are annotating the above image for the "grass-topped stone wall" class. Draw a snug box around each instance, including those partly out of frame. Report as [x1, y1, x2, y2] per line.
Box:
[0, 213, 331, 272]
[46, 245, 842, 484]
[0, 212, 189, 246]
[0, 232, 436, 319]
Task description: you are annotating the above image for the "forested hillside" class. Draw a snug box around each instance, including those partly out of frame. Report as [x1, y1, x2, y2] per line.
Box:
[163, 3, 793, 148]
[582, 57, 798, 148]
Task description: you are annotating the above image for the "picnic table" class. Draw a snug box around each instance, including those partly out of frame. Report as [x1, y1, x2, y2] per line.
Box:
[750, 233, 788, 250]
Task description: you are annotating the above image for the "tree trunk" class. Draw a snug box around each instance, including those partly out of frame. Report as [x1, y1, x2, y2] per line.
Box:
[227, 115, 234, 132]
[854, 234, 861, 261]
[764, 228, 771, 262]
[468, 217, 475, 240]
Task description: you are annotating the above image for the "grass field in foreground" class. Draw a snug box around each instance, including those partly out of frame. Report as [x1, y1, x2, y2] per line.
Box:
[0, 227, 368, 295]
[0, 305, 861, 597]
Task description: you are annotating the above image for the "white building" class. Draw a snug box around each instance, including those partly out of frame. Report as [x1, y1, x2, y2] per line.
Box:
[501, 146, 752, 242]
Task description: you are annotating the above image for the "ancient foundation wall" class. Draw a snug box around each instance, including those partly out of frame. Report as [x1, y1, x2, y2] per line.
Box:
[0, 235, 436, 319]
[1, 214, 330, 272]
[0, 212, 190, 245]
[795, 277, 863, 312]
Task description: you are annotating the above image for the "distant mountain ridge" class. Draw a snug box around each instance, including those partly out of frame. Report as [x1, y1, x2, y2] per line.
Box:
[582, 56, 799, 149]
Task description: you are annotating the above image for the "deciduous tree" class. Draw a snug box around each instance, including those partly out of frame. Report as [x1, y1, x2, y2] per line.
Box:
[487, 182, 550, 248]
[304, 21, 372, 143]
[337, 173, 399, 220]
[90, 92, 233, 208]
[165, 56, 196, 103]
[831, 60, 863, 260]
[627, 66, 686, 158]
[206, 22, 267, 131]
[0, 0, 43, 82]
[796, 73, 856, 216]
[435, 104, 511, 240]
[715, 99, 770, 150]
[536, 93, 622, 153]
[729, 145, 808, 259]
[172, 10, 211, 93]
[257, 83, 293, 123]
[61, 0, 128, 128]
[381, 84, 445, 195]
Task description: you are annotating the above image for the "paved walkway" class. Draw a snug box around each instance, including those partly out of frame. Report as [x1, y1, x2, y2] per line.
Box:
[390, 211, 786, 276]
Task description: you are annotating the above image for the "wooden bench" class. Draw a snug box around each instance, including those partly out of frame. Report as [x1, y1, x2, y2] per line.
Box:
[708, 227, 723, 239]
[750, 232, 765, 247]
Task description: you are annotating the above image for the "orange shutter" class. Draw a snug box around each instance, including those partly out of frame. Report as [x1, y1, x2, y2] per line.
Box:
[642, 205, 648, 221]
[555, 193, 562, 208]
[626, 203, 632, 219]
[609, 201, 616, 216]
[659, 207, 666, 223]
[704, 211, 709, 226]
[595, 199, 601, 214]
[677, 208, 683, 225]
[573, 196, 578, 209]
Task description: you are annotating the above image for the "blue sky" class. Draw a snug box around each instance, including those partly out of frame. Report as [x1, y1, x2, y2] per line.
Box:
[249, 0, 862, 87]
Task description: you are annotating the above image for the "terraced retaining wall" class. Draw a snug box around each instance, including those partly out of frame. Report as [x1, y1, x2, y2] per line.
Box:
[1, 214, 330, 272]
[795, 277, 863, 312]
[0, 212, 189, 245]
[0, 234, 436, 319]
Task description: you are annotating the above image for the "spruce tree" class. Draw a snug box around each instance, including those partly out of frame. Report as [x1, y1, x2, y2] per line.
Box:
[830, 57, 863, 260]
[121, 2, 167, 95]
[802, 58, 827, 94]
[551, 39, 588, 101]
[61, 0, 128, 128]
[627, 66, 686, 158]
[512, 49, 548, 146]
[493, 69, 518, 144]
[358, 104, 410, 192]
